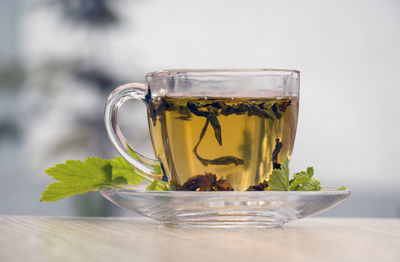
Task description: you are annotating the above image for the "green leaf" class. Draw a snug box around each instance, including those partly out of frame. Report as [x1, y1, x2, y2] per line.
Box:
[153, 164, 162, 174]
[41, 156, 168, 202]
[126, 143, 163, 176]
[306, 166, 314, 178]
[281, 158, 290, 181]
[111, 176, 128, 185]
[40, 182, 102, 202]
[288, 172, 310, 191]
[109, 156, 150, 185]
[291, 165, 322, 191]
[337, 186, 347, 191]
[41, 157, 113, 202]
[293, 171, 307, 179]
[298, 177, 323, 191]
[268, 158, 290, 191]
[146, 180, 169, 191]
[45, 157, 112, 184]
[127, 143, 141, 161]
[268, 158, 325, 192]
[268, 169, 289, 191]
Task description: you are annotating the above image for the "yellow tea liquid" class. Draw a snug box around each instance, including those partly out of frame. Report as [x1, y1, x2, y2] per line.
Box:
[147, 96, 298, 191]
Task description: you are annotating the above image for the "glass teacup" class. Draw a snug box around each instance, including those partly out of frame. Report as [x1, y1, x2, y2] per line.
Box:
[105, 69, 299, 191]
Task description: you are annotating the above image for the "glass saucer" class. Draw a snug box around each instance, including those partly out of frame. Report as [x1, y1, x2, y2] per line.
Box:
[100, 187, 350, 228]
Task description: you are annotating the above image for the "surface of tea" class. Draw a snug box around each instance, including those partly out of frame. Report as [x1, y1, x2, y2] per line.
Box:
[147, 96, 298, 191]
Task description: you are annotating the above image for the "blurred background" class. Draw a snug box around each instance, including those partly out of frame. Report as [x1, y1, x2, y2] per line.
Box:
[0, 0, 399, 217]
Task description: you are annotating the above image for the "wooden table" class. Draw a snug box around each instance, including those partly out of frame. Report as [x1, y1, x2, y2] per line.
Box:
[0, 216, 399, 262]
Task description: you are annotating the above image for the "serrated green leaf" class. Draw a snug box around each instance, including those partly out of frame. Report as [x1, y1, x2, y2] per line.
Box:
[41, 157, 113, 202]
[268, 158, 325, 192]
[298, 177, 323, 191]
[268, 169, 289, 191]
[109, 156, 149, 185]
[41, 156, 167, 202]
[288, 172, 310, 191]
[281, 158, 290, 181]
[268, 157, 290, 191]
[44, 157, 112, 184]
[146, 180, 168, 191]
[40, 182, 102, 202]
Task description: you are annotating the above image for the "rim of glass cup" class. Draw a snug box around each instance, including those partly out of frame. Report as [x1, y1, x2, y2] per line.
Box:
[146, 68, 300, 79]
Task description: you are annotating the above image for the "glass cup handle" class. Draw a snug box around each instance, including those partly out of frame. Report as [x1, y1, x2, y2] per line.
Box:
[104, 83, 161, 178]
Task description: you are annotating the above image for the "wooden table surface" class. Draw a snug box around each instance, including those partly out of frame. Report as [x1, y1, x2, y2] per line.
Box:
[0, 216, 399, 262]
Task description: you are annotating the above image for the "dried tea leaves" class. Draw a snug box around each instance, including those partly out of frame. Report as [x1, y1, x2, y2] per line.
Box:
[180, 173, 234, 191]
[246, 180, 269, 191]
[180, 175, 269, 192]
